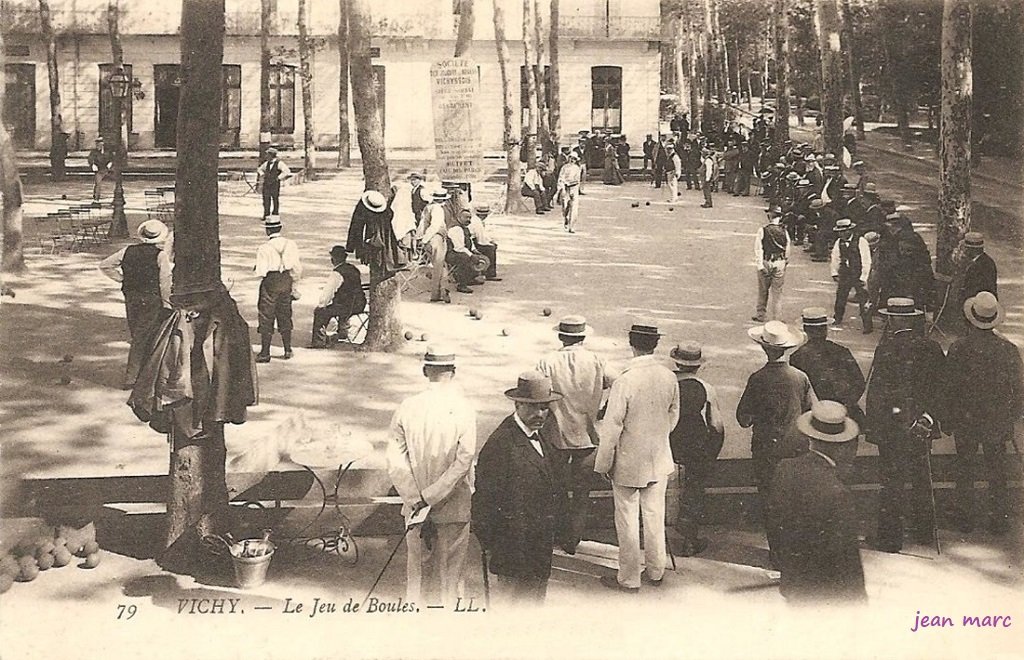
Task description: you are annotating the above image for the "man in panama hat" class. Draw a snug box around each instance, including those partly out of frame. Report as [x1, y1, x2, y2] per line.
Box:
[767, 401, 867, 604]
[473, 372, 566, 605]
[387, 346, 477, 607]
[535, 316, 613, 554]
[596, 322, 679, 592]
[946, 292, 1022, 534]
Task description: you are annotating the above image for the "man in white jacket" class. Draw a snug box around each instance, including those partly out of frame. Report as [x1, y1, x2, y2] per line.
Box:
[595, 323, 680, 593]
[387, 347, 477, 607]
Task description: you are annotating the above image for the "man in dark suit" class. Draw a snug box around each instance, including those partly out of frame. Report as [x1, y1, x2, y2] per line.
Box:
[947, 293, 1022, 534]
[473, 372, 567, 605]
[953, 232, 998, 333]
[768, 401, 867, 604]
[790, 308, 866, 430]
[865, 298, 947, 553]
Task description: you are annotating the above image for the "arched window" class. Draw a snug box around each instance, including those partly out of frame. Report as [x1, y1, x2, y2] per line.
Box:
[591, 66, 621, 132]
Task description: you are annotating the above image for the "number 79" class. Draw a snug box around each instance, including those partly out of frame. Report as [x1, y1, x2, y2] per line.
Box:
[116, 604, 137, 620]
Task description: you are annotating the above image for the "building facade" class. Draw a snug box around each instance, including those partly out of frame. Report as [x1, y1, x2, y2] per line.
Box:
[1, 0, 660, 154]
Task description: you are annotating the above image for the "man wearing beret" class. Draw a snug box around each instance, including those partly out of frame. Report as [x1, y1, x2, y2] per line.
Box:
[387, 347, 477, 606]
[767, 401, 867, 604]
[865, 298, 947, 553]
[473, 372, 567, 605]
[596, 323, 679, 592]
[946, 293, 1022, 534]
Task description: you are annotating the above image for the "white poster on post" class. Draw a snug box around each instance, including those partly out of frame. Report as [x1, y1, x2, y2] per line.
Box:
[429, 58, 482, 183]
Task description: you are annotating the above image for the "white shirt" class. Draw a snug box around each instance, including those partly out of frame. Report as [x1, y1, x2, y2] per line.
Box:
[256, 158, 292, 181]
[466, 215, 494, 246]
[703, 156, 716, 182]
[524, 168, 544, 191]
[830, 234, 872, 283]
[386, 380, 478, 520]
[754, 222, 790, 269]
[536, 344, 612, 450]
[513, 412, 544, 457]
[254, 235, 303, 280]
[557, 162, 582, 188]
[98, 243, 173, 307]
[316, 269, 343, 308]
[418, 203, 447, 244]
[448, 225, 473, 255]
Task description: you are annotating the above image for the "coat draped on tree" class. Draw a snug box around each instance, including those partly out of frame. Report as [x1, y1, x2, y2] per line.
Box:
[345, 198, 407, 279]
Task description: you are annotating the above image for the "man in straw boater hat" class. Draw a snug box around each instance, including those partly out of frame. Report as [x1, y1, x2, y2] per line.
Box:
[946, 292, 1022, 534]
[751, 206, 791, 323]
[790, 308, 866, 431]
[830, 218, 874, 333]
[766, 401, 867, 604]
[535, 316, 613, 555]
[950, 231, 997, 333]
[473, 372, 566, 605]
[737, 321, 815, 562]
[99, 219, 172, 346]
[865, 298, 947, 553]
[667, 342, 724, 557]
[386, 346, 477, 607]
[417, 186, 453, 302]
[556, 151, 584, 233]
[255, 146, 293, 221]
[252, 215, 303, 362]
[595, 322, 679, 593]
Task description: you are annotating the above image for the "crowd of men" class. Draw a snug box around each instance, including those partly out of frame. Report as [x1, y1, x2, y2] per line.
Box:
[96, 114, 1020, 611]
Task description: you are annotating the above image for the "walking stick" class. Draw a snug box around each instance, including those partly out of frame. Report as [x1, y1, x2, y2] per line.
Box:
[480, 548, 491, 609]
[361, 528, 410, 609]
[910, 414, 942, 556]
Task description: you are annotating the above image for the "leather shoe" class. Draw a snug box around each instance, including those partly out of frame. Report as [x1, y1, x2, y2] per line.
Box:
[677, 538, 709, 557]
[599, 575, 638, 594]
[485, 276, 503, 282]
[641, 572, 663, 587]
[456, 285, 473, 294]
[282, 349, 294, 360]
[255, 353, 271, 363]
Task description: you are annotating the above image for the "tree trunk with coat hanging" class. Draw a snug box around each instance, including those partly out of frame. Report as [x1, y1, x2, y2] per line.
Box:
[163, 0, 231, 570]
[350, 0, 402, 351]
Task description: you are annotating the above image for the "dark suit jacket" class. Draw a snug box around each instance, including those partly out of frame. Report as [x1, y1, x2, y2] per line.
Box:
[768, 451, 867, 604]
[472, 415, 567, 580]
[961, 252, 997, 301]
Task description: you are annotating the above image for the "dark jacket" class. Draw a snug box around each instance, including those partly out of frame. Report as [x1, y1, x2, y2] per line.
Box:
[946, 329, 1023, 435]
[865, 331, 946, 443]
[472, 415, 566, 580]
[346, 199, 407, 279]
[768, 451, 867, 604]
[790, 339, 866, 423]
[960, 252, 997, 302]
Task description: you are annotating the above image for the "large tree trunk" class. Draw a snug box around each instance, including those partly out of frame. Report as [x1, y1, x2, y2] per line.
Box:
[350, 0, 401, 351]
[39, 0, 65, 180]
[494, 0, 528, 214]
[259, 0, 272, 162]
[840, 0, 864, 139]
[454, 0, 474, 57]
[163, 0, 229, 568]
[337, 0, 351, 168]
[297, 0, 317, 179]
[701, 1, 714, 130]
[882, 1, 912, 147]
[772, 0, 791, 147]
[533, 0, 552, 157]
[712, 0, 729, 101]
[0, 32, 26, 274]
[936, 0, 972, 277]
[814, 0, 844, 159]
[548, 0, 561, 147]
[522, 0, 539, 169]
[674, 17, 689, 114]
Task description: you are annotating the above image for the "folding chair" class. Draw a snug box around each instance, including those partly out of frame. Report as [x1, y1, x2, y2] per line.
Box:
[35, 216, 61, 254]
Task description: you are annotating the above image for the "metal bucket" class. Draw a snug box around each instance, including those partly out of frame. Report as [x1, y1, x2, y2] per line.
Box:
[229, 539, 275, 589]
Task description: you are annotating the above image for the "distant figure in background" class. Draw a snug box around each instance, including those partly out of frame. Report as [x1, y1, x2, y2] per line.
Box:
[522, 163, 548, 214]
[557, 153, 583, 233]
[603, 140, 624, 185]
[642, 134, 657, 175]
[87, 137, 112, 201]
[99, 219, 172, 345]
[700, 149, 716, 208]
[257, 147, 293, 219]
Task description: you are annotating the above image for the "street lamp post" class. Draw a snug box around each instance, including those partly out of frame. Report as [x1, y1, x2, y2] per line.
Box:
[107, 67, 130, 238]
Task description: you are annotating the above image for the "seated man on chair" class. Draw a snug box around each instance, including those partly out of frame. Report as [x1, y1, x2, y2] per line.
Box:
[311, 245, 366, 348]
[446, 212, 483, 294]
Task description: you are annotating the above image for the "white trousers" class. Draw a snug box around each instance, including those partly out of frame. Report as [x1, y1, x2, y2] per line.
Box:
[405, 521, 470, 607]
[612, 479, 668, 588]
[562, 185, 580, 230]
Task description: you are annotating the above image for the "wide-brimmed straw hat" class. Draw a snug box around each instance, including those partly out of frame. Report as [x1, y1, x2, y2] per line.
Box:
[879, 297, 923, 317]
[137, 219, 169, 244]
[748, 321, 806, 349]
[361, 190, 387, 213]
[963, 291, 1004, 329]
[504, 371, 563, 404]
[669, 342, 705, 368]
[554, 315, 588, 337]
[796, 401, 859, 443]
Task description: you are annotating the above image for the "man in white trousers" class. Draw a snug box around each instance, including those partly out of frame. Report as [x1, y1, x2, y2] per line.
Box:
[595, 322, 680, 593]
[557, 153, 583, 233]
